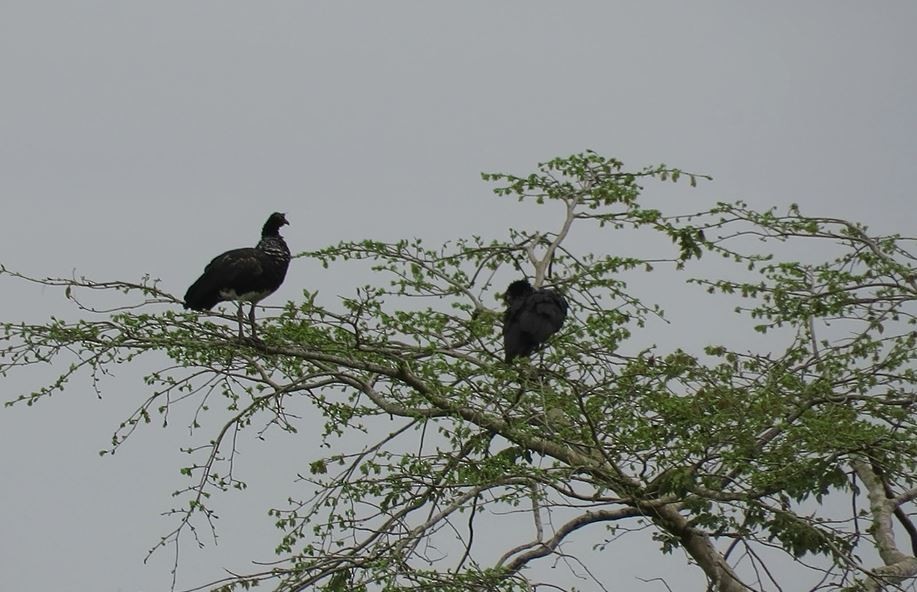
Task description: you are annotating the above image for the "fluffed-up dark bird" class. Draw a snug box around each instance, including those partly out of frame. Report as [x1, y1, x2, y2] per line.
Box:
[502, 279, 568, 362]
[184, 212, 291, 339]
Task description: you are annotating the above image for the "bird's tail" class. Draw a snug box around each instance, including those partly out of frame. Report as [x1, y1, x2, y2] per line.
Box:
[183, 277, 221, 311]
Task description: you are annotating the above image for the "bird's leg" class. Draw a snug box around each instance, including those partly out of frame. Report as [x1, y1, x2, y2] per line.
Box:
[249, 302, 258, 340]
[236, 303, 245, 340]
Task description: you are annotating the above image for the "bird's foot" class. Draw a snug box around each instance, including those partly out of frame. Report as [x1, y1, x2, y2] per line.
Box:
[241, 334, 263, 346]
[232, 331, 262, 345]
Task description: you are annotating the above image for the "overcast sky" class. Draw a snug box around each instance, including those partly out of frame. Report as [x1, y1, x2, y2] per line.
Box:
[2, 3, 916, 591]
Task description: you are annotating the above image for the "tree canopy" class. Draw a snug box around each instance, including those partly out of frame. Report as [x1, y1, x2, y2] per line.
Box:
[2, 152, 915, 592]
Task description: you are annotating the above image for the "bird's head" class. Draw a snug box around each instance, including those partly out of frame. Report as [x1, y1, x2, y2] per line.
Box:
[503, 279, 534, 305]
[262, 212, 289, 236]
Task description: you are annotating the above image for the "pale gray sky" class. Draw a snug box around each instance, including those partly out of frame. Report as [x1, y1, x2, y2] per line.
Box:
[1, 3, 915, 591]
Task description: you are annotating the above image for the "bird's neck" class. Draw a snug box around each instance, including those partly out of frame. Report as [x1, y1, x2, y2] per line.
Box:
[257, 235, 290, 259]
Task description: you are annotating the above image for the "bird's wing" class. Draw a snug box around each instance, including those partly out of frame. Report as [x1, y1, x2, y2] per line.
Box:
[529, 291, 568, 331]
[205, 248, 263, 277]
[184, 248, 265, 309]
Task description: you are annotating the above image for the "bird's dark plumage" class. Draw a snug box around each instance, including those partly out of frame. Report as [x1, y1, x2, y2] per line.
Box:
[502, 279, 568, 362]
[184, 212, 291, 338]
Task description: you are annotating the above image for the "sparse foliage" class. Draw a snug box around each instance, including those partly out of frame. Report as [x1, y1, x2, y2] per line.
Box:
[2, 152, 915, 592]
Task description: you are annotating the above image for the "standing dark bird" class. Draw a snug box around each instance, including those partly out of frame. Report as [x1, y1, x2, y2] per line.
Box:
[184, 212, 291, 339]
[502, 279, 568, 362]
